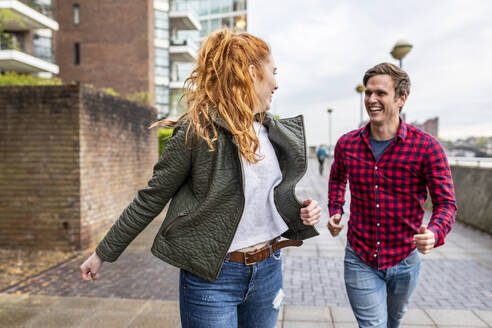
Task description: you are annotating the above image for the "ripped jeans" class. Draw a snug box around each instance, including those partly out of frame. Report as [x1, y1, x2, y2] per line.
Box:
[179, 250, 283, 328]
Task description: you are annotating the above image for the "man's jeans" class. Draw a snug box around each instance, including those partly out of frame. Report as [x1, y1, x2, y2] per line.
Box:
[344, 244, 421, 328]
[179, 250, 283, 328]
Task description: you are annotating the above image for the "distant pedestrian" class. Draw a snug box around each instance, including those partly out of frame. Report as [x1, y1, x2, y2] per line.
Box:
[316, 146, 327, 175]
[80, 28, 321, 328]
[327, 63, 456, 328]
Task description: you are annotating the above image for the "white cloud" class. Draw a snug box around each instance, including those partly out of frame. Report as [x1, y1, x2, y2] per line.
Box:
[249, 0, 492, 146]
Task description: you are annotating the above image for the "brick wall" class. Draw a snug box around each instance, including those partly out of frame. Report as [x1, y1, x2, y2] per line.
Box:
[0, 85, 158, 250]
[78, 87, 158, 249]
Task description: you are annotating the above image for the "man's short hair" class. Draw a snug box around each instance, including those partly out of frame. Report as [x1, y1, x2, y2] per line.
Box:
[363, 63, 411, 99]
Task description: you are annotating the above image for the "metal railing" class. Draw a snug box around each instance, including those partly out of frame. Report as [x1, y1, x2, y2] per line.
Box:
[448, 156, 492, 168]
[170, 37, 199, 53]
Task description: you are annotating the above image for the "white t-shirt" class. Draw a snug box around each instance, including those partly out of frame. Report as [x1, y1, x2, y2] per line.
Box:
[228, 122, 289, 252]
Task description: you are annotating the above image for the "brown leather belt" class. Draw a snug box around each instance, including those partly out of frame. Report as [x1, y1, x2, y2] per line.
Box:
[228, 239, 303, 266]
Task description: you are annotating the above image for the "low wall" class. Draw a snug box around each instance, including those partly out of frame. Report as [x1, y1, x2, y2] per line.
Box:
[451, 166, 492, 234]
[0, 85, 158, 250]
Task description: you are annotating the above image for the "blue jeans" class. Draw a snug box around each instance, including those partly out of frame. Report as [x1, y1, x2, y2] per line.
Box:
[179, 250, 283, 328]
[344, 245, 421, 328]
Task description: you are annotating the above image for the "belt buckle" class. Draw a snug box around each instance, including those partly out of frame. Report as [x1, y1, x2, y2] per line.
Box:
[243, 252, 257, 266]
[243, 244, 273, 266]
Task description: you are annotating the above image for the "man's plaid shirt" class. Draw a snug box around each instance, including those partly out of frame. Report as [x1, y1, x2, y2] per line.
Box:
[328, 121, 457, 269]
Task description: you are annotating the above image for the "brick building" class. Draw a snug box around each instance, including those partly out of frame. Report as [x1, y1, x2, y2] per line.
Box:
[411, 116, 439, 138]
[53, 0, 156, 102]
[53, 0, 247, 119]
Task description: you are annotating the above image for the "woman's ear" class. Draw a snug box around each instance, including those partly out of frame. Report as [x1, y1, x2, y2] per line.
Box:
[248, 64, 257, 82]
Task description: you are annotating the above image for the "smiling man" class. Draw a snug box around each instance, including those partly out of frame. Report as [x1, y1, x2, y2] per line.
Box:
[327, 63, 457, 328]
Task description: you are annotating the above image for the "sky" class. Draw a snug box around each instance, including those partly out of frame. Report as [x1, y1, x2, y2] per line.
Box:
[248, 0, 492, 147]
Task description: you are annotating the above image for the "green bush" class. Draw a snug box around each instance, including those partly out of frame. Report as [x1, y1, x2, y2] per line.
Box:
[0, 72, 62, 86]
[126, 91, 151, 106]
[100, 87, 119, 97]
[158, 128, 174, 157]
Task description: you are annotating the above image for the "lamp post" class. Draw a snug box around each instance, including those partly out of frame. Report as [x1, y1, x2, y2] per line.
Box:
[390, 39, 413, 68]
[355, 83, 365, 127]
[327, 108, 333, 155]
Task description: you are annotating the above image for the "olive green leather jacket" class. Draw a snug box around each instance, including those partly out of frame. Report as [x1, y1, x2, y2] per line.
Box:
[95, 113, 318, 282]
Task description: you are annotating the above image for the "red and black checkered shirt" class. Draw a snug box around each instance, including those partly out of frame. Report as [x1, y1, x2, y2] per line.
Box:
[328, 121, 457, 269]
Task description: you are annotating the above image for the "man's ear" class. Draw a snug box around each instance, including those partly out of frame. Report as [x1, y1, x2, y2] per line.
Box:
[398, 92, 408, 108]
[248, 64, 257, 82]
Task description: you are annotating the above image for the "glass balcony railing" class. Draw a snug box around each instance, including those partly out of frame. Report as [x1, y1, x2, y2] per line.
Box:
[18, 0, 55, 19]
[170, 0, 199, 16]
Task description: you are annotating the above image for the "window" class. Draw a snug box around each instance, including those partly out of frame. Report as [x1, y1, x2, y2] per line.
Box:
[73, 4, 80, 26]
[34, 34, 52, 62]
[199, 0, 209, 15]
[210, 0, 220, 14]
[74, 42, 80, 65]
[210, 18, 219, 32]
[154, 10, 169, 40]
[220, 0, 231, 13]
[155, 86, 169, 118]
[200, 20, 209, 38]
[233, 0, 246, 11]
[155, 48, 169, 78]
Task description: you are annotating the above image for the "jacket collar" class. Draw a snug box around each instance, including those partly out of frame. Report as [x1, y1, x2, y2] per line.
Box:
[210, 110, 274, 133]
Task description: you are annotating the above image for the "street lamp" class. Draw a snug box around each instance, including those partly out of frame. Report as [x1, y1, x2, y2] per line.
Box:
[327, 108, 334, 155]
[355, 83, 365, 127]
[390, 39, 413, 68]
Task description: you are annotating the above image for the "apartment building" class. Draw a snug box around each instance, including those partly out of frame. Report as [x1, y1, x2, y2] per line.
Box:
[52, 0, 246, 119]
[168, 0, 247, 118]
[53, 0, 156, 103]
[0, 0, 59, 76]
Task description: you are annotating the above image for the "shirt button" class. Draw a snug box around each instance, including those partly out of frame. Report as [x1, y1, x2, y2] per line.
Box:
[375, 166, 378, 170]
[376, 204, 380, 208]
[377, 223, 380, 227]
[377, 241, 380, 245]
[373, 254, 377, 258]
[375, 185, 378, 189]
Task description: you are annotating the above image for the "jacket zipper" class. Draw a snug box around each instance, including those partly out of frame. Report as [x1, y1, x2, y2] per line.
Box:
[272, 116, 308, 225]
[162, 211, 189, 235]
[214, 144, 246, 279]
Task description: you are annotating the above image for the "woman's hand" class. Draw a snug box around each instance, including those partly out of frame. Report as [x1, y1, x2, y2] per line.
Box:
[80, 252, 103, 281]
[300, 198, 321, 226]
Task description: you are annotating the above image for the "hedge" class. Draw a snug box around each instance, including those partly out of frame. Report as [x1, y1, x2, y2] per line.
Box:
[158, 128, 173, 157]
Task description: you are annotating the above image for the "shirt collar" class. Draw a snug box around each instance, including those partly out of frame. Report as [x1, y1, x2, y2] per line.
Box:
[361, 118, 408, 141]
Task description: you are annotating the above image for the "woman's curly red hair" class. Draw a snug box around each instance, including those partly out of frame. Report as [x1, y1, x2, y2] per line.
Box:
[151, 28, 271, 164]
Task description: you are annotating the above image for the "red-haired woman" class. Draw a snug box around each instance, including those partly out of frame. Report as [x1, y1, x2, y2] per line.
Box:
[80, 29, 321, 328]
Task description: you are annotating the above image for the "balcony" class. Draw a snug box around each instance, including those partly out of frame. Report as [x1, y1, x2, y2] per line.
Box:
[169, 0, 201, 31]
[0, 0, 58, 31]
[169, 65, 192, 90]
[169, 80, 185, 90]
[1, 35, 57, 73]
[170, 39, 197, 62]
[0, 49, 59, 73]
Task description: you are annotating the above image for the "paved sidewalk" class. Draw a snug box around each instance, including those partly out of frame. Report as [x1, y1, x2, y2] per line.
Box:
[1, 158, 492, 327]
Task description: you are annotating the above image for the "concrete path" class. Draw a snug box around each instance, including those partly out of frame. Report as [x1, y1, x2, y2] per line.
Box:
[1, 158, 491, 327]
